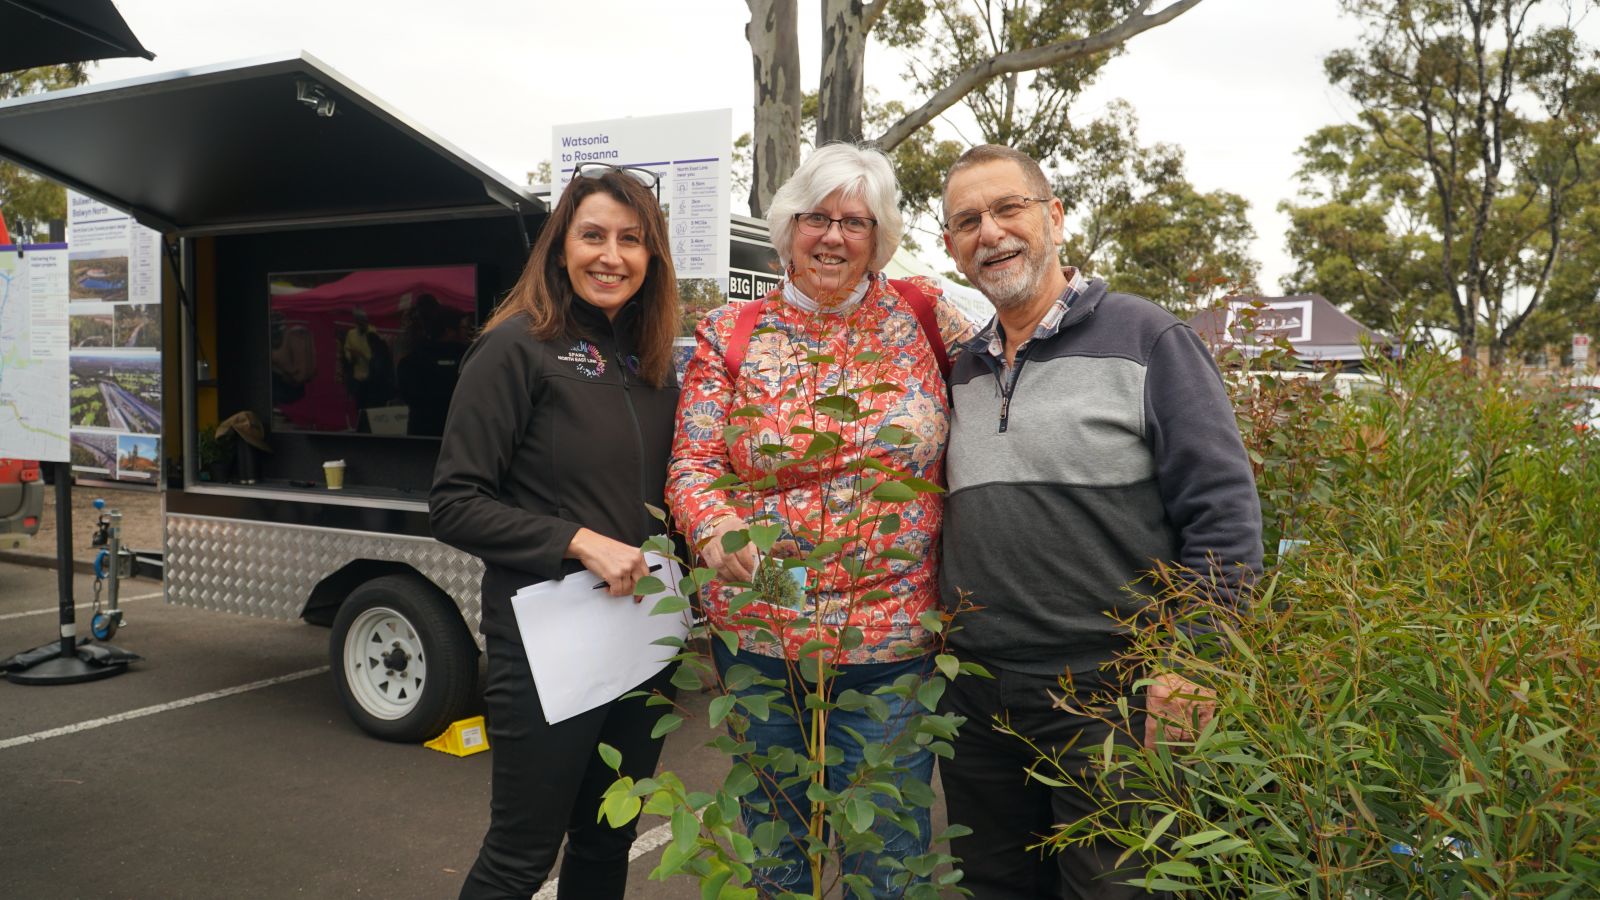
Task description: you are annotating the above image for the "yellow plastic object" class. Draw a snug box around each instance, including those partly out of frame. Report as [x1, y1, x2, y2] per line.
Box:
[425, 716, 490, 757]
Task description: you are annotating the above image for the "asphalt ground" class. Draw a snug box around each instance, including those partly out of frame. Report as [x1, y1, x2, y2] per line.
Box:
[0, 561, 725, 899]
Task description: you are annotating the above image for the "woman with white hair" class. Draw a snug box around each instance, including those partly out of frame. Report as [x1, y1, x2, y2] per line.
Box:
[668, 143, 975, 897]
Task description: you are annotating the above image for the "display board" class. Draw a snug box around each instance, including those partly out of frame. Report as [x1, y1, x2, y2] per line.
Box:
[553, 109, 733, 283]
[0, 242, 71, 462]
[65, 192, 163, 482]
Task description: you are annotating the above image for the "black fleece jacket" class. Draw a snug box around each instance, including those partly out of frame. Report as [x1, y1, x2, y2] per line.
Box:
[429, 301, 678, 641]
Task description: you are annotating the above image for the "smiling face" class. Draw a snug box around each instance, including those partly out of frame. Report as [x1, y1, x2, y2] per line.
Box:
[789, 188, 875, 303]
[942, 159, 1065, 311]
[563, 192, 649, 319]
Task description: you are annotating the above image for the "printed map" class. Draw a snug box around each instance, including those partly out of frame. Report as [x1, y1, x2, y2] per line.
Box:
[0, 246, 71, 462]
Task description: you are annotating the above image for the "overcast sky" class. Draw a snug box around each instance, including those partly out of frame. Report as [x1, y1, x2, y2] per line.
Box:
[86, 0, 1594, 290]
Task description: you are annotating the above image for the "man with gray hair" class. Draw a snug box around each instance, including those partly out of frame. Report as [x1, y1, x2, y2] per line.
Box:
[936, 144, 1262, 898]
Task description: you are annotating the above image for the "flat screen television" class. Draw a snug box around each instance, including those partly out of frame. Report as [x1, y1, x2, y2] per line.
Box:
[268, 264, 477, 437]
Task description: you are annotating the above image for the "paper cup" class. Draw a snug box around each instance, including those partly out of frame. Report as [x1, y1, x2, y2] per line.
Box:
[323, 459, 346, 490]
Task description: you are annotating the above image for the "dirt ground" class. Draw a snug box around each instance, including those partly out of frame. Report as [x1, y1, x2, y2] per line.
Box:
[15, 480, 163, 562]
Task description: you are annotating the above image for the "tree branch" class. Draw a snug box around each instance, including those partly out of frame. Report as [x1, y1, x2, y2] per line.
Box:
[871, 0, 1205, 151]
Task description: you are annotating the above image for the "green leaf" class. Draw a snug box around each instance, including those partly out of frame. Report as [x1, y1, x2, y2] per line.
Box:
[650, 714, 684, 739]
[875, 424, 915, 445]
[900, 477, 945, 494]
[877, 513, 901, 535]
[1140, 810, 1178, 851]
[752, 819, 788, 852]
[700, 870, 733, 900]
[721, 530, 750, 553]
[934, 654, 959, 680]
[644, 502, 668, 522]
[846, 797, 875, 833]
[916, 679, 945, 711]
[632, 575, 665, 596]
[597, 742, 623, 770]
[709, 694, 737, 727]
[748, 523, 782, 552]
[871, 480, 917, 503]
[600, 784, 642, 827]
[877, 547, 920, 562]
[650, 594, 691, 616]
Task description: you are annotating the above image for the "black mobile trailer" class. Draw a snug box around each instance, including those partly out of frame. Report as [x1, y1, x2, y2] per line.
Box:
[0, 53, 778, 741]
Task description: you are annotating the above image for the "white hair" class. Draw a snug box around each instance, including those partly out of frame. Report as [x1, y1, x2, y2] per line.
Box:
[766, 143, 904, 272]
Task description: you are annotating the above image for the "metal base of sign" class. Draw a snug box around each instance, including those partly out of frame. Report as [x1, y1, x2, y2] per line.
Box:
[7, 652, 129, 685]
[4, 464, 136, 686]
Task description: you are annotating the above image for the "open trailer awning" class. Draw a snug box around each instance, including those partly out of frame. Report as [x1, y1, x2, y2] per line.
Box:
[0, 0, 154, 74]
[0, 52, 542, 235]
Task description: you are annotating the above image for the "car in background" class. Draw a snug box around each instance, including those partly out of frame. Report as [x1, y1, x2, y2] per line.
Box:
[1564, 384, 1600, 434]
[0, 458, 44, 548]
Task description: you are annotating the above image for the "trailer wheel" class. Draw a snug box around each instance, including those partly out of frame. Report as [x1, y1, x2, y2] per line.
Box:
[330, 574, 477, 743]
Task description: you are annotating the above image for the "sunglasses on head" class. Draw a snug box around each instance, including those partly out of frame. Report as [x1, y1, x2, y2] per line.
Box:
[573, 162, 663, 199]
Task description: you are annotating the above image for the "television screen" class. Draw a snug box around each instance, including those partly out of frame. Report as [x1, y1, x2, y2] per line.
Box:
[268, 264, 477, 437]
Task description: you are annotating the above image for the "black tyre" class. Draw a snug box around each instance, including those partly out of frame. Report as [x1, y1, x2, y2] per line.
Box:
[329, 573, 478, 742]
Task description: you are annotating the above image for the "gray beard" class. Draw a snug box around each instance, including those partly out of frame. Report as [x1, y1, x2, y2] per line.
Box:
[971, 240, 1052, 311]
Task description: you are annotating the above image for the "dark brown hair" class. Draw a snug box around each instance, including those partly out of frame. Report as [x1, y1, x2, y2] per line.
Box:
[485, 171, 679, 387]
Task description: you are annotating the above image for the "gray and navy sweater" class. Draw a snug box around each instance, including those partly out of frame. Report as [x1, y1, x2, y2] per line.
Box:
[940, 278, 1262, 675]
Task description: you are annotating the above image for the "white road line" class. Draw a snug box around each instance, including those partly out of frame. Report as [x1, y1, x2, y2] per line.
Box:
[0, 591, 163, 622]
[0, 666, 329, 751]
[531, 821, 674, 899]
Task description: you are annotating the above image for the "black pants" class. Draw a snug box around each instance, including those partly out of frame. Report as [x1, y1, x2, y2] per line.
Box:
[459, 637, 677, 900]
[938, 656, 1161, 900]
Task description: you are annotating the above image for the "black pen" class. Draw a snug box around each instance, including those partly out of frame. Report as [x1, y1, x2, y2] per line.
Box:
[593, 562, 664, 590]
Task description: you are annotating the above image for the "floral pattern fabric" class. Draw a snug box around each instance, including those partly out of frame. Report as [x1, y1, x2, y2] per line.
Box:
[667, 275, 978, 664]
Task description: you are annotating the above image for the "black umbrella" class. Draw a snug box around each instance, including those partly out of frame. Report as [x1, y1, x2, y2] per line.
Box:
[1, 0, 154, 74]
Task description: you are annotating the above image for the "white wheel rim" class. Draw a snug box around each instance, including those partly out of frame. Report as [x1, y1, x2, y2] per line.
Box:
[342, 606, 428, 721]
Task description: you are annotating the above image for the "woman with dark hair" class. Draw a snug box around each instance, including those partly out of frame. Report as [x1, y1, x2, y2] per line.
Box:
[430, 165, 681, 900]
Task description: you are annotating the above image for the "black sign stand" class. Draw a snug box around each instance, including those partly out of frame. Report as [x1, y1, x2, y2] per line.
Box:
[6, 463, 130, 685]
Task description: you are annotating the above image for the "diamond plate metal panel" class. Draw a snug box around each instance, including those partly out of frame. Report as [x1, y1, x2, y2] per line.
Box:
[165, 513, 485, 641]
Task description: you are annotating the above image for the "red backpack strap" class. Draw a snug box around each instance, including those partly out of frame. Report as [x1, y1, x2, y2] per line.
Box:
[889, 278, 951, 379]
[723, 295, 769, 381]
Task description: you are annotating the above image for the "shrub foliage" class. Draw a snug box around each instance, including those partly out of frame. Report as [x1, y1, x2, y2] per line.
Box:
[1048, 350, 1600, 897]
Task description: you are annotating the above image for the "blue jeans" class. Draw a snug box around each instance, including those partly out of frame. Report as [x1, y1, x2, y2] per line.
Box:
[713, 643, 935, 898]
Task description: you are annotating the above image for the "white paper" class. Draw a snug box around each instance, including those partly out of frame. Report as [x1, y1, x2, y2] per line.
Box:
[510, 552, 689, 725]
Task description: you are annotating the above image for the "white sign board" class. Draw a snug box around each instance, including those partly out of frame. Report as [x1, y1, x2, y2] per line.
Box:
[65, 192, 164, 481]
[1222, 299, 1314, 343]
[553, 109, 732, 282]
[0, 243, 72, 462]
[1574, 333, 1591, 372]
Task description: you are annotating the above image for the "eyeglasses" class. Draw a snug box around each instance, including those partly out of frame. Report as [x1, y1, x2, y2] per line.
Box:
[573, 163, 663, 198]
[793, 212, 877, 240]
[942, 195, 1051, 235]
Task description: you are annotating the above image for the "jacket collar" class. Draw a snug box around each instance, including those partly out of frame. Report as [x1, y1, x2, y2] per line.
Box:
[571, 295, 641, 343]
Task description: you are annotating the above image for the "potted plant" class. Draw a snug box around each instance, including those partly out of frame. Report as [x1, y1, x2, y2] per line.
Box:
[196, 425, 234, 483]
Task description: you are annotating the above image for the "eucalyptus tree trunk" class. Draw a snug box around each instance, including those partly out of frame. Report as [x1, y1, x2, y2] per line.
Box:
[746, 0, 801, 217]
[816, 0, 874, 146]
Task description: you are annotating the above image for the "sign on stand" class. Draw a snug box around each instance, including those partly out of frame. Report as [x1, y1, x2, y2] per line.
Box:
[0, 241, 71, 462]
[1574, 333, 1590, 373]
[65, 192, 163, 483]
[552, 109, 733, 285]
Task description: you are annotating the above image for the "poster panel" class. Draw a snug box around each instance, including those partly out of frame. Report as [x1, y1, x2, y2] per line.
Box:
[65, 192, 162, 481]
[0, 243, 71, 462]
[553, 109, 733, 283]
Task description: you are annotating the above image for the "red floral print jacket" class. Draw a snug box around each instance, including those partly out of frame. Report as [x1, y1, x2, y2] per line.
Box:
[667, 275, 977, 664]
